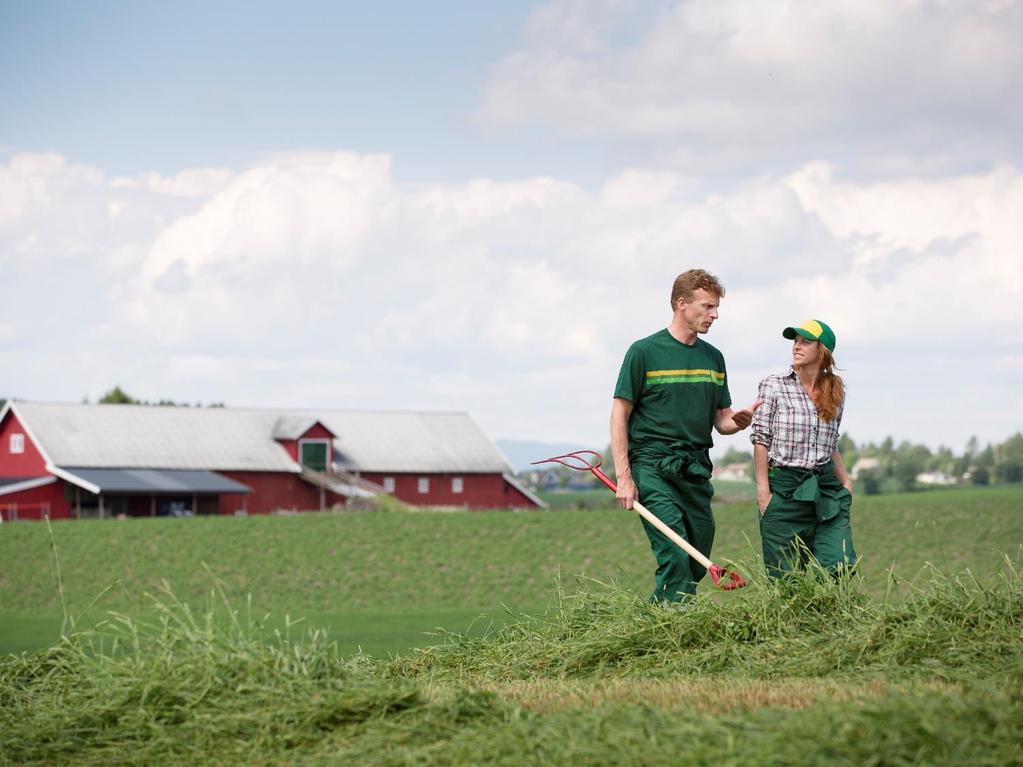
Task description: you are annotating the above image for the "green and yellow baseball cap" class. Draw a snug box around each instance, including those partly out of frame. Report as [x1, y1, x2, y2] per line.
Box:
[782, 319, 836, 352]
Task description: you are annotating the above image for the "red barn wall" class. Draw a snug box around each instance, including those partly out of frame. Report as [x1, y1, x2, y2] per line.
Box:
[360, 472, 537, 508]
[0, 481, 70, 520]
[0, 411, 49, 477]
[0, 471, 539, 519]
[502, 480, 538, 509]
[2, 471, 351, 521]
[217, 471, 344, 514]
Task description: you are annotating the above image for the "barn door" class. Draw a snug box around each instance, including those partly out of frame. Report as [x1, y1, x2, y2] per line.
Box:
[299, 440, 329, 472]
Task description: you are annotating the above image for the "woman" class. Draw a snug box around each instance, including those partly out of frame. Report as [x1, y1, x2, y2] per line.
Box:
[750, 319, 857, 576]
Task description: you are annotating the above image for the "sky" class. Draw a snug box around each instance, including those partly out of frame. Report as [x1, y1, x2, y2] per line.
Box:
[2, 0, 1022, 459]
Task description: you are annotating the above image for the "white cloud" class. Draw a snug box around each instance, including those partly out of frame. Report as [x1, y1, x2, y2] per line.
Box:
[0, 152, 104, 222]
[142, 168, 234, 198]
[483, 0, 1023, 173]
[0, 150, 1020, 455]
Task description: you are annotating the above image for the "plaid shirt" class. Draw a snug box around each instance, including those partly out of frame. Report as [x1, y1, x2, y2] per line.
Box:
[750, 368, 843, 469]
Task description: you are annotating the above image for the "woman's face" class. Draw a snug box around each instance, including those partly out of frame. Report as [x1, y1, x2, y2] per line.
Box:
[792, 335, 821, 367]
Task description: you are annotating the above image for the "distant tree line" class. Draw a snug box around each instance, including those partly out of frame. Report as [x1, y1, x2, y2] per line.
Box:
[840, 433, 1023, 494]
[531, 433, 1023, 496]
[84, 386, 225, 408]
[712, 434, 1023, 495]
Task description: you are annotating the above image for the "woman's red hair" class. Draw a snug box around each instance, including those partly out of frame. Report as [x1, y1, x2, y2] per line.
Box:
[814, 347, 845, 422]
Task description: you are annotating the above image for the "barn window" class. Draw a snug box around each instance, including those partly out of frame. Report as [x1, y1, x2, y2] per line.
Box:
[299, 439, 329, 472]
[382, 477, 395, 493]
[9, 433, 24, 454]
[451, 477, 464, 494]
[417, 477, 430, 494]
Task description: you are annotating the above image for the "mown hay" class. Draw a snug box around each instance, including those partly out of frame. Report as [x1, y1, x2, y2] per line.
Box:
[392, 557, 1023, 681]
[2, 558, 1022, 766]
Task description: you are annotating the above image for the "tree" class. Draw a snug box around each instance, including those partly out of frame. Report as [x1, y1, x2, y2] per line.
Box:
[891, 441, 931, 491]
[975, 444, 995, 469]
[964, 442, 996, 486]
[965, 435, 979, 459]
[858, 468, 882, 495]
[930, 445, 956, 474]
[719, 447, 753, 465]
[94, 386, 224, 408]
[99, 386, 137, 404]
[953, 448, 972, 479]
[995, 433, 1023, 483]
[837, 433, 857, 457]
[601, 444, 616, 482]
[837, 433, 858, 475]
[997, 462, 1023, 483]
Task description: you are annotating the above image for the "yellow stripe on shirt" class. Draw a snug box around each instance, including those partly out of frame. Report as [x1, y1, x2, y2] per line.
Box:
[646, 369, 725, 380]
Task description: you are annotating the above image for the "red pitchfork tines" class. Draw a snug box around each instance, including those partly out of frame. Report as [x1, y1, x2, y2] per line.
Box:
[532, 450, 746, 591]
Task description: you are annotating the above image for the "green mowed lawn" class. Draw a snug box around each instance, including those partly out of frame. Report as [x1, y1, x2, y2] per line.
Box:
[2, 485, 1022, 766]
[2, 485, 1021, 656]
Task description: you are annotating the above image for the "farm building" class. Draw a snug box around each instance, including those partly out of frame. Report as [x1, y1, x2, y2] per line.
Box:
[0, 401, 543, 521]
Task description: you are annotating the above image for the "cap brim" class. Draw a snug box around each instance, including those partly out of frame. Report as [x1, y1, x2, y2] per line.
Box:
[782, 326, 818, 342]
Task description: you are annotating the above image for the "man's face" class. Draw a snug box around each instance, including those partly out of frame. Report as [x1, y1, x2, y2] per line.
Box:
[679, 288, 720, 334]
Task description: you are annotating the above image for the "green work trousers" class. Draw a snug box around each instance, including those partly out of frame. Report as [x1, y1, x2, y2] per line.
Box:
[759, 461, 857, 577]
[633, 459, 715, 603]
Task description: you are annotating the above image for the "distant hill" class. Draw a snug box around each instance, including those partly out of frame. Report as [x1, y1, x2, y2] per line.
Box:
[495, 440, 594, 474]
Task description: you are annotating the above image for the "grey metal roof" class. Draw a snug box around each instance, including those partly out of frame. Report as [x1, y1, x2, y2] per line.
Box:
[272, 415, 331, 440]
[13, 402, 297, 471]
[11, 402, 512, 474]
[60, 468, 251, 494]
[324, 410, 512, 473]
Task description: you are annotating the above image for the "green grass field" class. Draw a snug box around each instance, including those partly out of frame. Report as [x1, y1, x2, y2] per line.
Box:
[2, 485, 1021, 655]
[2, 485, 1022, 765]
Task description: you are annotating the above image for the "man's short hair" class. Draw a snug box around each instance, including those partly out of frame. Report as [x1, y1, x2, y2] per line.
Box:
[670, 269, 725, 309]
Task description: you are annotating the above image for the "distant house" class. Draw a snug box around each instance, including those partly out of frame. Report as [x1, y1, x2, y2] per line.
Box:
[915, 470, 957, 486]
[850, 457, 881, 479]
[713, 463, 750, 482]
[0, 401, 543, 521]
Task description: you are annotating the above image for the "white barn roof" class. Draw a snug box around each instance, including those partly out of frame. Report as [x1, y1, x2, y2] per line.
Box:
[8, 402, 513, 474]
[325, 410, 512, 473]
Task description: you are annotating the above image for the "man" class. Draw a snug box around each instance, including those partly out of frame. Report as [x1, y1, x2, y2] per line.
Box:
[611, 269, 760, 603]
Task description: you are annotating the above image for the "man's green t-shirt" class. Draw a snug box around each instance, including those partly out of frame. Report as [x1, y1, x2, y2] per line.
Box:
[614, 329, 732, 461]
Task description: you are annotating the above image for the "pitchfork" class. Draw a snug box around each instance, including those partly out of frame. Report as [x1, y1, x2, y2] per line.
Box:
[532, 450, 746, 590]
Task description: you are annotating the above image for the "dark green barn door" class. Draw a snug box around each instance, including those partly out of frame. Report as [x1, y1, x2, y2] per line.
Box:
[300, 441, 329, 472]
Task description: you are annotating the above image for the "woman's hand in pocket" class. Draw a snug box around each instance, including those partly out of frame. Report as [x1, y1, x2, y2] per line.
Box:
[757, 489, 773, 516]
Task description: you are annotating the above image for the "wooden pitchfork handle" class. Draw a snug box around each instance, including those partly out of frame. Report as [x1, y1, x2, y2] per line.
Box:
[532, 450, 746, 590]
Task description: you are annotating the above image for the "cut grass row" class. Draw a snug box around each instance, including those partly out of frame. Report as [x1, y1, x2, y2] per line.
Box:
[2, 558, 1021, 766]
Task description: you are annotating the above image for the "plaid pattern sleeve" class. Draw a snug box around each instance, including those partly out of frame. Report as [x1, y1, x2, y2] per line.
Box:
[750, 370, 842, 470]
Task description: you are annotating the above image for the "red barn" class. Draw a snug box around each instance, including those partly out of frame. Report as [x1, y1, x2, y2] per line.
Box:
[0, 401, 543, 521]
